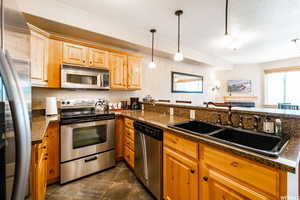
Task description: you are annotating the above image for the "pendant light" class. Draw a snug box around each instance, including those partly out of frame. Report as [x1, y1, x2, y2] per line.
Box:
[174, 10, 184, 61]
[148, 29, 157, 69]
[224, 0, 240, 50]
[292, 39, 300, 50]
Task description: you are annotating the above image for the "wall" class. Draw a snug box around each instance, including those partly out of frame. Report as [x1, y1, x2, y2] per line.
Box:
[215, 64, 264, 107]
[32, 53, 215, 109]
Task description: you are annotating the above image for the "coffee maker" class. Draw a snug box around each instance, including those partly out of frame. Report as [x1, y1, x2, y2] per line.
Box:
[130, 97, 141, 110]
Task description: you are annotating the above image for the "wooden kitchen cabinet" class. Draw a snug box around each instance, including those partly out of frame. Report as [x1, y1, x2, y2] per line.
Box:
[62, 42, 88, 66]
[88, 48, 108, 69]
[115, 116, 124, 160]
[109, 53, 128, 89]
[31, 136, 48, 200]
[47, 39, 62, 88]
[46, 122, 60, 184]
[201, 145, 286, 199]
[163, 147, 198, 200]
[123, 118, 135, 168]
[30, 28, 49, 87]
[127, 56, 142, 90]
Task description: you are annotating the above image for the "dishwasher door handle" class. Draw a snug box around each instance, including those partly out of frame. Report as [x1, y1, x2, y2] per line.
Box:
[140, 133, 149, 181]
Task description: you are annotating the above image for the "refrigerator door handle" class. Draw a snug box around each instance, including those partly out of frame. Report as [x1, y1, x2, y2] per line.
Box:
[0, 50, 31, 200]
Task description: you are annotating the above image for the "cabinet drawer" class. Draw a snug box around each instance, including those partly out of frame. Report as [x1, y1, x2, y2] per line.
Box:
[203, 146, 280, 197]
[164, 132, 198, 160]
[124, 146, 134, 168]
[124, 118, 134, 129]
[124, 127, 134, 141]
[124, 136, 134, 151]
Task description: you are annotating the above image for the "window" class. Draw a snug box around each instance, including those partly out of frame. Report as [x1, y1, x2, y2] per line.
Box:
[265, 70, 300, 105]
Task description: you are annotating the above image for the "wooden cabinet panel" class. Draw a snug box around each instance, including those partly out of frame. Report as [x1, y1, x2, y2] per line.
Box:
[31, 137, 48, 200]
[109, 53, 127, 89]
[124, 145, 134, 168]
[63, 42, 88, 65]
[163, 147, 198, 200]
[47, 39, 62, 88]
[164, 132, 198, 160]
[127, 56, 142, 90]
[30, 30, 48, 86]
[115, 116, 124, 160]
[203, 146, 280, 197]
[201, 166, 269, 200]
[124, 135, 134, 151]
[124, 127, 134, 141]
[88, 48, 108, 69]
[46, 122, 60, 184]
[124, 118, 134, 129]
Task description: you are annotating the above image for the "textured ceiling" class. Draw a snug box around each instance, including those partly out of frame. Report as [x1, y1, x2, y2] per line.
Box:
[54, 0, 300, 63]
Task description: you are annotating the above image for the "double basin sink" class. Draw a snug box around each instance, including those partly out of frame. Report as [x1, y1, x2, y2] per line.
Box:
[168, 120, 289, 157]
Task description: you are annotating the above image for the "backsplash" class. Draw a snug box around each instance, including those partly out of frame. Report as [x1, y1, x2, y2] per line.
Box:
[143, 103, 300, 137]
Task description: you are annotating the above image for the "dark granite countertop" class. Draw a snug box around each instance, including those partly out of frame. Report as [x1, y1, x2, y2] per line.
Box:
[32, 115, 60, 145]
[141, 102, 300, 119]
[118, 110, 300, 173]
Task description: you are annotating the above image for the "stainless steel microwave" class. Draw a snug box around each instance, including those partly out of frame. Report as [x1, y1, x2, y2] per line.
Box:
[61, 65, 110, 89]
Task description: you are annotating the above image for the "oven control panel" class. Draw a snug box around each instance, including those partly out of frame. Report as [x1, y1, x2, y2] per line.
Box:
[60, 99, 103, 108]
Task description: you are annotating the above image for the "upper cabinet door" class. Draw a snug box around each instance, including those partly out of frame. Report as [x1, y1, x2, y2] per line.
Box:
[88, 48, 108, 69]
[30, 30, 48, 86]
[127, 56, 142, 90]
[109, 53, 127, 89]
[62, 42, 87, 66]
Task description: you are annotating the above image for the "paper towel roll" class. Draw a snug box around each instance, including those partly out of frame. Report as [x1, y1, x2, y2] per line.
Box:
[46, 97, 58, 115]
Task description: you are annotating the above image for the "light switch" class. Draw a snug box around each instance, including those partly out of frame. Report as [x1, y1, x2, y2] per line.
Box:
[190, 110, 195, 119]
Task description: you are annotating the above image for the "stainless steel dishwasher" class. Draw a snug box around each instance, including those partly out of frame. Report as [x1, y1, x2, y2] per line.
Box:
[134, 121, 163, 200]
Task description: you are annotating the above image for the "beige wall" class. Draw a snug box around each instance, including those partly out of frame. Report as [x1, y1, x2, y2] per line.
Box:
[215, 64, 264, 106]
[32, 53, 215, 108]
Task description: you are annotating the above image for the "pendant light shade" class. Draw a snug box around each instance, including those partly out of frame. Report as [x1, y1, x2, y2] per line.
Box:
[174, 10, 184, 61]
[148, 29, 157, 69]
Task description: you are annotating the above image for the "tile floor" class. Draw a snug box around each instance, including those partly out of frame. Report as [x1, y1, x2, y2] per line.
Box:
[46, 162, 155, 200]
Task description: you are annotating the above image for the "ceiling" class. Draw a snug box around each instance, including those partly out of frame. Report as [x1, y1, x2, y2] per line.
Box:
[23, 0, 300, 64]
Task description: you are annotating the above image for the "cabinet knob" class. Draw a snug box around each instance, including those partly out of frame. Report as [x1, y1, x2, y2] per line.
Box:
[203, 176, 209, 181]
[44, 157, 48, 160]
[190, 169, 195, 174]
[230, 161, 239, 167]
[83, 60, 86, 63]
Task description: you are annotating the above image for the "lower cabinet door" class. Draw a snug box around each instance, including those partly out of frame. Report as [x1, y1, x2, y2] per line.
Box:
[201, 166, 269, 200]
[163, 147, 198, 200]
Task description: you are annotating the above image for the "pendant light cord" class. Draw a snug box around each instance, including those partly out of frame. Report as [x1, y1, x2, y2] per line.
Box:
[225, 0, 229, 35]
[152, 31, 154, 62]
[178, 14, 180, 52]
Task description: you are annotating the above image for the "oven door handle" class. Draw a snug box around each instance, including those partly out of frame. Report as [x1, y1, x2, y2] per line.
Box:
[62, 120, 110, 129]
[84, 156, 98, 163]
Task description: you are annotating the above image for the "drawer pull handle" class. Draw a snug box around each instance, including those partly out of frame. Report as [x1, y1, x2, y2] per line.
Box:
[190, 169, 195, 174]
[230, 161, 239, 167]
[203, 176, 209, 181]
[84, 156, 97, 163]
[170, 139, 177, 144]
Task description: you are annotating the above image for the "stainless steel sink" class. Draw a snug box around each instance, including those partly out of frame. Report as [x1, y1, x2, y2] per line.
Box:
[168, 120, 289, 157]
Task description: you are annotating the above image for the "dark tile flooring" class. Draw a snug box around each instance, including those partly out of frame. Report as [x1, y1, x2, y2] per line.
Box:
[46, 162, 155, 200]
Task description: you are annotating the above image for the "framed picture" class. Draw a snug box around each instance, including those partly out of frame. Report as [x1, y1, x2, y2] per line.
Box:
[228, 80, 251, 93]
[171, 72, 203, 93]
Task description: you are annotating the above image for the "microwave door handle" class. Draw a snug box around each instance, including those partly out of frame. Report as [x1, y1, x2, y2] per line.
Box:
[0, 50, 31, 200]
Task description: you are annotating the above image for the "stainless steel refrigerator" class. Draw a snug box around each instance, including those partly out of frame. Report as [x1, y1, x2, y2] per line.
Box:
[0, 0, 31, 199]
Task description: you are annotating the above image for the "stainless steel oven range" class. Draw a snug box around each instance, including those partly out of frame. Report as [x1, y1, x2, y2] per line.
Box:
[60, 99, 115, 184]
